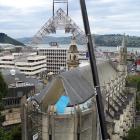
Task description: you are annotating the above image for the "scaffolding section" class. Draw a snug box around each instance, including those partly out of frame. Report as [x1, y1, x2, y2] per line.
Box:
[32, 8, 86, 44]
[24, 101, 43, 140]
[53, 0, 69, 16]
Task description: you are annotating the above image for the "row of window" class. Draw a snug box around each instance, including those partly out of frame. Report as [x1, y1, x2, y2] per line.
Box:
[16, 63, 46, 68]
[46, 57, 67, 60]
[28, 59, 46, 62]
[47, 66, 66, 69]
[47, 64, 66, 67]
[20, 67, 46, 72]
[0, 63, 14, 66]
[39, 50, 67, 52]
[46, 60, 66, 63]
[42, 53, 66, 56]
[3, 98, 20, 106]
[1, 59, 13, 61]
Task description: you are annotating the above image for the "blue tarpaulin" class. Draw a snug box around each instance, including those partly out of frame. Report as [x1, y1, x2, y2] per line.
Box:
[55, 96, 70, 114]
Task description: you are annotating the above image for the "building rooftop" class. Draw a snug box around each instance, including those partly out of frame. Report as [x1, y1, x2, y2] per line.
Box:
[33, 60, 118, 107]
[37, 47, 68, 50]
[0, 69, 44, 92]
[0, 52, 46, 63]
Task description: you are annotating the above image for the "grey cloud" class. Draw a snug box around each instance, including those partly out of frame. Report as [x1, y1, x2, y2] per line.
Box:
[0, 0, 140, 37]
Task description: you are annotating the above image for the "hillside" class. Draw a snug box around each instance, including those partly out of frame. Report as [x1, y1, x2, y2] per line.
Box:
[17, 36, 71, 45]
[17, 34, 140, 47]
[0, 33, 25, 46]
[94, 34, 140, 47]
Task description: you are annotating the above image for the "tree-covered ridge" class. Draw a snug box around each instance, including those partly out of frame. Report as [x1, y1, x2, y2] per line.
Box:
[17, 34, 140, 47]
[0, 33, 25, 46]
[94, 34, 140, 47]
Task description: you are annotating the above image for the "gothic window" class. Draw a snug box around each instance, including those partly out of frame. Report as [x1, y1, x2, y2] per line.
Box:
[70, 54, 71, 60]
[73, 55, 76, 60]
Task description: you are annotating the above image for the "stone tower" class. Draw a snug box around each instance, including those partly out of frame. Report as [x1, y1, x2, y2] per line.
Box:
[67, 36, 79, 70]
[118, 34, 127, 72]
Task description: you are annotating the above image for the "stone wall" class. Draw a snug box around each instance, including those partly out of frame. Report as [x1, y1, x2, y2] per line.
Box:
[40, 108, 97, 140]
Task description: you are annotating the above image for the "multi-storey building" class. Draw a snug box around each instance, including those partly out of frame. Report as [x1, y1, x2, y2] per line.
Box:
[0, 69, 45, 128]
[37, 46, 68, 74]
[0, 53, 47, 77]
[16, 55, 47, 76]
[0, 55, 15, 69]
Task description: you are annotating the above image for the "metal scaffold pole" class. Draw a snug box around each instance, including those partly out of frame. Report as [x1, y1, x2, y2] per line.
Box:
[79, 0, 109, 139]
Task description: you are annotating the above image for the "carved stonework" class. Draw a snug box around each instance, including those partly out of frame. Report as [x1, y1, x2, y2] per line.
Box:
[118, 35, 127, 74]
[119, 47, 127, 65]
[67, 36, 79, 70]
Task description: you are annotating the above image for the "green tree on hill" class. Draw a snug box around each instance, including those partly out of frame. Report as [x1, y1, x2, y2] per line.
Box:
[0, 72, 8, 98]
[0, 126, 21, 140]
[126, 75, 140, 111]
[0, 128, 11, 140]
[125, 76, 140, 140]
[0, 73, 21, 140]
[124, 126, 140, 140]
[10, 126, 21, 140]
[0, 72, 8, 110]
[0, 33, 25, 46]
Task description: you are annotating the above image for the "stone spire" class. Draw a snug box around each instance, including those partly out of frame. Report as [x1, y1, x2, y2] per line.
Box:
[67, 35, 79, 70]
[119, 34, 127, 65]
[122, 33, 125, 48]
[118, 34, 127, 72]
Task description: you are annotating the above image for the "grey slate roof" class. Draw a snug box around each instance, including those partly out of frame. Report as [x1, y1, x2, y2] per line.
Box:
[0, 69, 44, 92]
[1, 69, 27, 85]
[60, 68, 94, 105]
[33, 60, 118, 107]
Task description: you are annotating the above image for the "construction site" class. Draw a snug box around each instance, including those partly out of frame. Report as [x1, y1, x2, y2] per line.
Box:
[21, 0, 136, 140]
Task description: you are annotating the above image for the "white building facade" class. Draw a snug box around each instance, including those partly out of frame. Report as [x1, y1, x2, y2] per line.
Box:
[37, 47, 68, 74]
[0, 55, 15, 69]
[0, 53, 47, 76]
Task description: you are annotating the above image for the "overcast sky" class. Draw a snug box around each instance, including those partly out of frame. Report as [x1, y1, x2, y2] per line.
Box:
[0, 0, 140, 38]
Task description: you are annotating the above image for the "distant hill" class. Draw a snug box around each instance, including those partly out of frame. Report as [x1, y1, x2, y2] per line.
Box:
[17, 34, 140, 47]
[17, 36, 71, 45]
[94, 34, 140, 47]
[0, 33, 25, 46]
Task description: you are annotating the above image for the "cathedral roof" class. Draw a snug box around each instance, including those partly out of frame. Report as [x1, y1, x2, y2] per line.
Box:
[33, 60, 118, 107]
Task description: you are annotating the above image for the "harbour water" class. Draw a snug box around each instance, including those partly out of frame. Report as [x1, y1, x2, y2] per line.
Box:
[35, 44, 140, 53]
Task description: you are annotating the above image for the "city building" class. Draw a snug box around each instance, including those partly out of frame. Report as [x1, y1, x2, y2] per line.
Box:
[0, 43, 15, 52]
[21, 36, 136, 140]
[0, 55, 15, 69]
[16, 55, 47, 77]
[0, 53, 47, 77]
[37, 45, 68, 74]
[0, 43, 23, 54]
[0, 69, 45, 128]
